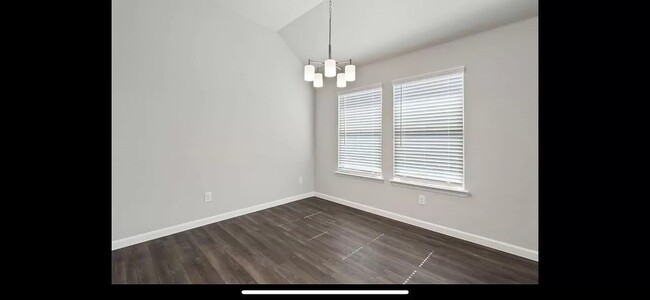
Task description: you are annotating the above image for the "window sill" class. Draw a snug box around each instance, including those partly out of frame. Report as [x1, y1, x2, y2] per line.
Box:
[390, 178, 470, 197]
[335, 171, 384, 182]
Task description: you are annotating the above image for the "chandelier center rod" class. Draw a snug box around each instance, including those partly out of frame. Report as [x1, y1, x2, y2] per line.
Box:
[328, 0, 332, 59]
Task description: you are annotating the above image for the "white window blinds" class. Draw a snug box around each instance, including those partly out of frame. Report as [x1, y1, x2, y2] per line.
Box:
[393, 67, 464, 187]
[338, 84, 383, 177]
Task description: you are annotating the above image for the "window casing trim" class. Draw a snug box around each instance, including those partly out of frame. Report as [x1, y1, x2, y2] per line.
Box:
[335, 170, 384, 182]
[337, 83, 383, 96]
[392, 66, 466, 85]
[390, 177, 469, 197]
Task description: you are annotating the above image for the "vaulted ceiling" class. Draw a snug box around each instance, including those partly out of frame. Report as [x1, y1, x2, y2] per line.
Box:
[217, 0, 538, 66]
[214, 0, 324, 31]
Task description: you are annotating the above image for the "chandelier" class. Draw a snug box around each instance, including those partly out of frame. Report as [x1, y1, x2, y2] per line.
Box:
[303, 0, 355, 88]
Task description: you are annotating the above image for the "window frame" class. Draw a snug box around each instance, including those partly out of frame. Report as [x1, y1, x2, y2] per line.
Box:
[337, 83, 384, 181]
[390, 66, 469, 196]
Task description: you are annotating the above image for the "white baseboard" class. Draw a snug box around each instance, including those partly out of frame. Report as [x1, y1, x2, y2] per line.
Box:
[113, 190, 538, 262]
[111, 191, 315, 250]
[314, 192, 538, 261]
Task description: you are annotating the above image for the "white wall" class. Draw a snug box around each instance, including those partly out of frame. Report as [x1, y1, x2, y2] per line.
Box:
[112, 0, 314, 241]
[315, 17, 538, 252]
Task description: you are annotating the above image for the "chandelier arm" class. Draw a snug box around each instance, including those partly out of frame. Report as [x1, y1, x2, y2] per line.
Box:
[307, 59, 351, 65]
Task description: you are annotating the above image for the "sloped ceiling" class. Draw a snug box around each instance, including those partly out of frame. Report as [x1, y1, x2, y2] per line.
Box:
[215, 0, 538, 66]
[214, 0, 324, 31]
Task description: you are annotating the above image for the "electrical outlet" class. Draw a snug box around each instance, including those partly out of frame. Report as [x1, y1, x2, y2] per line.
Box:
[204, 192, 212, 203]
[418, 195, 426, 205]
[299, 176, 303, 184]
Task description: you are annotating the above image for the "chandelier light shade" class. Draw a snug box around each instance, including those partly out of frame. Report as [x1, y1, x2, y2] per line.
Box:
[303, 0, 356, 88]
[304, 65, 315, 81]
[313, 73, 323, 88]
[324, 59, 337, 77]
[345, 65, 356, 81]
[337, 73, 347, 88]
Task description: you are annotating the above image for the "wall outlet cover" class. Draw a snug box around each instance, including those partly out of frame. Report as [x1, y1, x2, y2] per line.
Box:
[418, 195, 426, 205]
[204, 192, 212, 203]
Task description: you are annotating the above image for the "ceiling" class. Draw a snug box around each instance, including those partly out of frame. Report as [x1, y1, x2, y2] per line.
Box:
[214, 0, 324, 31]
[217, 0, 538, 66]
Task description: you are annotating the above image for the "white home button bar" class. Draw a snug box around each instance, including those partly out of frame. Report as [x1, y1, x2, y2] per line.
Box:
[241, 290, 409, 295]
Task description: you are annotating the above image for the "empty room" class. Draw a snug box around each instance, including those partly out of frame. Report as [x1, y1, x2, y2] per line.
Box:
[112, 0, 538, 286]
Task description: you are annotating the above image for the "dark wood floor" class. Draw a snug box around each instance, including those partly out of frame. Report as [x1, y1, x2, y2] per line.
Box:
[112, 197, 538, 284]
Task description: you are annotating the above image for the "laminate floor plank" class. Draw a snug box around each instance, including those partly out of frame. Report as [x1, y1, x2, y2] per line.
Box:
[147, 236, 191, 283]
[111, 249, 127, 284]
[218, 223, 290, 283]
[187, 227, 256, 284]
[173, 232, 224, 283]
[125, 243, 159, 284]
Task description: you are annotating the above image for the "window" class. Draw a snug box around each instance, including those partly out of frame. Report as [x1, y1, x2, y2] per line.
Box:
[337, 84, 383, 179]
[392, 67, 466, 192]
